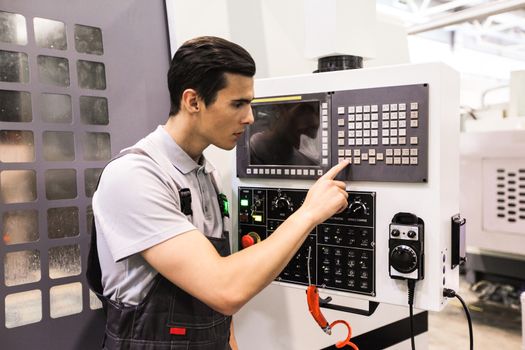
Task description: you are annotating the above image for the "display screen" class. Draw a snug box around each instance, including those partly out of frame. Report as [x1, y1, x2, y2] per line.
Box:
[249, 101, 320, 166]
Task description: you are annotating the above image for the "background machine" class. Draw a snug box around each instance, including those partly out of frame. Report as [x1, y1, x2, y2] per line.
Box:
[232, 62, 462, 349]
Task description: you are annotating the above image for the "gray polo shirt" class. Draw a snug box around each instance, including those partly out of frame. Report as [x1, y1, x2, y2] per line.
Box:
[93, 126, 224, 305]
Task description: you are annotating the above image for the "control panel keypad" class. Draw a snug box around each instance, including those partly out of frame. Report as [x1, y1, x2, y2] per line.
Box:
[238, 187, 376, 296]
[332, 84, 428, 182]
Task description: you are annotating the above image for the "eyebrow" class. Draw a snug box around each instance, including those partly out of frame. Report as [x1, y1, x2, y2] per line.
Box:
[232, 98, 253, 104]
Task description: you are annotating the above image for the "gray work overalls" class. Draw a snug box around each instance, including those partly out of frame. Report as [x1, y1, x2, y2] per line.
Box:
[87, 149, 232, 350]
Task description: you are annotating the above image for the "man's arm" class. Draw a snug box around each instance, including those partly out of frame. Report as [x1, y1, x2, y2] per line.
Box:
[229, 319, 238, 350]
[142, 161, 350, 315]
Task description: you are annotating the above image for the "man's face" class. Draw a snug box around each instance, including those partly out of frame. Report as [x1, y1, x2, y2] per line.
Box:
[197, 73, 254, 150]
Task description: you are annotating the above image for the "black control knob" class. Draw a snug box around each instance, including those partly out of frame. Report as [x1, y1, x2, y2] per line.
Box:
[390, 245, 418, 273]
[407, 230, 417, 238]
[272, 192, 294, 213]
[391, 229, 400, 237]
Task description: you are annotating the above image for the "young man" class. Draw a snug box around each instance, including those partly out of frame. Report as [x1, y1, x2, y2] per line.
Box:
[90, 36, 349, 349]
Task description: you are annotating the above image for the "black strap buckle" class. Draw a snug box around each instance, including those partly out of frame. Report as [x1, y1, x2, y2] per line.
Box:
[179, 188, 192, 215]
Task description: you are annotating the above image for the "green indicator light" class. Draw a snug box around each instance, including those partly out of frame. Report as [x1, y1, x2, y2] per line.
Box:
[240, 199, 249, 207]
[252, 214, 263, 222]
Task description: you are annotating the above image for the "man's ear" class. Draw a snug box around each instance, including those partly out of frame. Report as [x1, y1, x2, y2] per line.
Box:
[181, 89, 201, 113]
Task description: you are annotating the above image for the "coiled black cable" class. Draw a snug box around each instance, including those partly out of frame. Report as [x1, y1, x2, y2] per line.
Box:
[443, 288, 474, 350]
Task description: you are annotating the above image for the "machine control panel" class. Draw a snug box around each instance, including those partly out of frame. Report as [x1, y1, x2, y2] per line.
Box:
[238, 187, 376, 296]
[237, 84, 429, 182]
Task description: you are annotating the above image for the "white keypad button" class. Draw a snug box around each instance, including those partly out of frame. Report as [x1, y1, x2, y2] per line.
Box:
[382, 104, 389, 112]
[399, 103, 406, 111]
[338, 139, 345, 146]
[382, 121, 390, 128]
[348, 131, 355, 138]
[394, 149, 401, 156]
[348, 106, 355, 114]
[394, 157, 401, 165]
[382, 129, 389, 137]
[399, 112, 406, 119]
[270, 169, 276, 174]
[399, 137, 406, 145]
[354, 157, 361, 164]
[322, 158, 328, 165]
[356, 122, 363, 129]
[391, 120, 398, 128]
[410, 136, 419, 145]
[410, 157, 418, 165]
[390, 137, 398, 145]
[322, 130, 328, 137]
[322, 115, 328, 122]
[382, 137, 390, 145]
[354, 149, 361, 156]
[363, 130, 370, 137]
[356, 138, 363, 145]
[364, 105, 371, 113]
[337, 131, 345, 138]
[386, 157, 393, 165]
[348, 139, 355, 146]
[323, 137, 329, 143]
[371, 130, 378, 137]
[265, 169, 270, 174]
[361, 153, 368, 160]
[399, 128, 406, 136]
[364, 138, 371, 145]
[317, 170, 323, 175]
[371, 138, 378, 145]
[322, 109, 328, 116]
[322, 103, 328, 109]
[338, 106, 345, 114]
[338, 119, 345, 126]
[410, 148, 418, 156]
[364, 114, 371, 121]
[247, 168, 252, 174]
[410, 102, 418, 110]
[356, 106, 363, 113]
[410, 111, 418, 119]
[284, 169, 289, 175]
[338, 157, 345, 163]
[348, 115, 355, 122]
[297, 169, 302, 175]
[371, 121, 378, 129]
[399, 120, 406, 128]
[410, 120, 418, 128]
[310, 169, 315, 176]
[322, 150, 328, 156]
[402, 157, 409, 165]
[390, 129, 398, 136]
[356, 130, 363, 137]
[390, 112, 398, 119]
[338, 149, 345, 156]
[402, 149, 410, 156]
[377, 153, 384, 161]
[382, 113, 390, 120]
[322, 143, 328, 150]
[348, 122, 355, 130]
[371, 113, 379, 121]
[345, 149, 352, 156]
[369, 157, 376, 165]
[253, 169, 259, 175]
[390, 104, 398, 111]
[369, 149, 376, 156]
[356, 114, 363, 122]
[363, 122, 370, 129]
[322, 122, 328, 129]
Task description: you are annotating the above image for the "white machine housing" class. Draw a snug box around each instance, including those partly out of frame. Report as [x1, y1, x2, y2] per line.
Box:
[461, 130, 525, 257]
[232, 62, 460, 314]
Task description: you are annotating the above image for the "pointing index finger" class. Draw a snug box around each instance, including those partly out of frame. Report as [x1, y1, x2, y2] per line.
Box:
[320, 160, 350, 180]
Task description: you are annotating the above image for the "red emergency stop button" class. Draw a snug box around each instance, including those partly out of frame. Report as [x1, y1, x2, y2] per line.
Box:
[241, 232, 261, 249]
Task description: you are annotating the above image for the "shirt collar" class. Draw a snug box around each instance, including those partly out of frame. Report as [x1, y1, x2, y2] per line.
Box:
[153, 126, 215, 175]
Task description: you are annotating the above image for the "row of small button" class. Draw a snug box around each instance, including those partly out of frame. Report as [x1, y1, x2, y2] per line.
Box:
[337, 148, 418, 157]
[338, 102, 419, 115]
[321, 103, 329, 166]
[246, 168, 324, 176]
[336, 136, 418, 146]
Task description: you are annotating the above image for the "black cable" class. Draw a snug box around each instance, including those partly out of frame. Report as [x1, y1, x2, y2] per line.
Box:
[407, 279, 416, 350]
[443, 288, 473, 350]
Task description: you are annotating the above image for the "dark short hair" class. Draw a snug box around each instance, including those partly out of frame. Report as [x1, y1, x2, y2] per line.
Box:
[167, 36, 256, 116]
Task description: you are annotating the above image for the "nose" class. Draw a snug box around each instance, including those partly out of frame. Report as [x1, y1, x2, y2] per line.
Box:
[242, 106, 254, 125]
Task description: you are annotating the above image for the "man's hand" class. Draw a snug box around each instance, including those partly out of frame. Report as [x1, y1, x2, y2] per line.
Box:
[297, 160, 350, 225]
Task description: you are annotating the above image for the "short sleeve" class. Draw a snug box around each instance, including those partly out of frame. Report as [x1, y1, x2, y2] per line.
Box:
[92, 154, 196, 262]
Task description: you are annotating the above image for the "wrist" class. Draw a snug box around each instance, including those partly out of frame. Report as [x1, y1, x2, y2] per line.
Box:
[291, 207, 318, 231]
